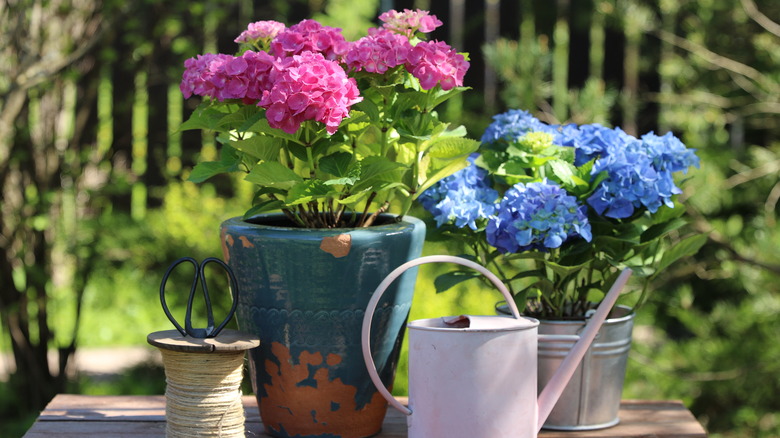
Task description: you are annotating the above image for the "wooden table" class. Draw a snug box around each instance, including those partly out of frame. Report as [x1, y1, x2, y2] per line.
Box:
[23, 394, 707, 437]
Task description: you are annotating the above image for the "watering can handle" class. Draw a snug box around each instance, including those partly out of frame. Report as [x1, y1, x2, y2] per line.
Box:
[361, 255, 521, 416]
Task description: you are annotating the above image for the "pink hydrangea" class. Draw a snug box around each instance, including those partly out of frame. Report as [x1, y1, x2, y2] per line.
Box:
[180, 53, 231, 99]
[406, 40, 469, 91]
[180, 51, 275, 102]
[379, 9, 443, 37]
[269, 19, 349, 61]
[344, 28, 412, 74]
[259, 52, 362, 135]
[234, 20, 286, 44]
[238, 51, 277, 102]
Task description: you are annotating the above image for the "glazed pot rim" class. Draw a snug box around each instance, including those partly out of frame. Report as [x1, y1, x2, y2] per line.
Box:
[222, 212, 424, 232]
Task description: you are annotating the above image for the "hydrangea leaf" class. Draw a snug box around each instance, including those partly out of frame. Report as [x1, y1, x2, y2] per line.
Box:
[242, 199, 285, 219]
[542, 258, 592, 279]
[502, 251, 547, 262]
[188, 161, 236, 183]
[338, 110, 369, 130]
[649, 201, 687, 223]
[285, 180, 333, 205]
[227, 135, 282, 162]
[245, 117, 301, 144]
[218, 105, 264, 131]
[548, 159, 577, 186]
[187, 147, 241, 183]
[655, 234, 707, 274]
[414, 159, 470, 199]
[335, 188, 372, 205]
[352, 156, 407, 192]
[319, 152, 353, 178]
[437, 124, 467, 138]
[591, 235, 638, 261]
[245, 161, 303, 190]
[640, 218, 688, 243]
[508, 269, 547, 282]
[179, 104, 227, 132]
[323, 166, 361, 186]
[354, 96, 381, 122]
[428, 86, 468, 108]
[426, 137, 480, 159]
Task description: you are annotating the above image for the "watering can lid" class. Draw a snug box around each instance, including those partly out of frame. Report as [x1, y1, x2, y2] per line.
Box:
[408, 314, 539, 332]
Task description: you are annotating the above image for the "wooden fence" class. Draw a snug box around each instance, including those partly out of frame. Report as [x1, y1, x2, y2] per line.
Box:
[90, 0, 677, 221]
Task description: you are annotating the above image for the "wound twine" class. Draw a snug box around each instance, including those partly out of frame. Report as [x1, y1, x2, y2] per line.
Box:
[160, 349, 247, 438]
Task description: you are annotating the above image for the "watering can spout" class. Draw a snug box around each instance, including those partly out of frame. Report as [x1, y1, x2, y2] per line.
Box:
[535, 269, 633, 433]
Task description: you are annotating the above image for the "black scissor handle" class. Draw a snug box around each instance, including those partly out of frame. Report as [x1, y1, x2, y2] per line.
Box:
[159, 257, 239, 338]
[199, 257, 239, 337]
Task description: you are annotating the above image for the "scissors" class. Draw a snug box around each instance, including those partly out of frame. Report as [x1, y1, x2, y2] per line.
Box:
[159, 257, 239, 338]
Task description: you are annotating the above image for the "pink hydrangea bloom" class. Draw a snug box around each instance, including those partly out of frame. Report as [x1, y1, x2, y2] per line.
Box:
[406, 40, 469, 91]
[180, 51, 275, 102]
[344, 28, 412, 74]
[259, 52, 362, 134]
[238, 51, 277, 102]
[180, 53, 233, 100]
[269, 19, 349, 61]
[234, 20, 286, 44]
[379, 9, 443, 37]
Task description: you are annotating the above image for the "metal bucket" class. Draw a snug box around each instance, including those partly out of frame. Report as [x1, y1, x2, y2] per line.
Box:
[537, 305, 635, 430]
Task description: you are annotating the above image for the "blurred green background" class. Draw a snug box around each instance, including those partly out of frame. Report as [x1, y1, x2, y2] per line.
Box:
[1, 0, 779, 437]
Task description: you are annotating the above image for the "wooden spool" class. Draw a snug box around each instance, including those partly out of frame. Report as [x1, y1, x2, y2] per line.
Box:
[148, 329, 260, 353]
[148, 329, 260, 438]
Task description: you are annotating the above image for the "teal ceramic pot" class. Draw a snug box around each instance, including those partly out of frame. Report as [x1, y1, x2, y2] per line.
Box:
[220, 214, 425, 438]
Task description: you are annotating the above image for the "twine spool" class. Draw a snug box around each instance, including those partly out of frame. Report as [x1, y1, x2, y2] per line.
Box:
[148, 329, 260, 438]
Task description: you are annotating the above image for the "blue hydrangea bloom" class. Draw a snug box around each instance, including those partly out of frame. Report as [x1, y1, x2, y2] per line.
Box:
[418, 155, 499, 230]
[561, 124, 637, 166]
[478, 108, 700, 221]
[587, 130, 699, 218]
[546, 123, 581, 147]
[486, 180, 592, 253]
[480, 109, 555, 144]
[641, 131, 700, 173]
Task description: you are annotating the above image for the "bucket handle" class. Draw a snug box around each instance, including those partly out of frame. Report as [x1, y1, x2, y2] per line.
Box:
[361, 255, 521, 416]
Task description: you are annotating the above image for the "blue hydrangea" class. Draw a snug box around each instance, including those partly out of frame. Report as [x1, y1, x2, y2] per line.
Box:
[418, 155, 499, 230]
[570, 125, 636, 166]
[480, 109, 555, 144]
[486, 180, 592, 253]
[478, 108, 700, 221]
[641, 131, 700, 173]
[587, 130, 699, 218]
[546, 123, 581, 147]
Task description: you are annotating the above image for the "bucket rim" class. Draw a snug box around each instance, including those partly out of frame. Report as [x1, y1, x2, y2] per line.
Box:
[495, 303, 636, 325]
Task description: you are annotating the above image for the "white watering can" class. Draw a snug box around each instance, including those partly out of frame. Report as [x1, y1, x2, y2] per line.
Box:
[361, 255, 632, 438]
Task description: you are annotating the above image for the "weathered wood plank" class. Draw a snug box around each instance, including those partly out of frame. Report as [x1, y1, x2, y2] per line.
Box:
[24, 395, 707, 438]
[22, 421, 166, 437]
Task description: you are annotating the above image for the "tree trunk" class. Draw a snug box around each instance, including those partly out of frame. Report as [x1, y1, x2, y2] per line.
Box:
[0, 0, 113, 411]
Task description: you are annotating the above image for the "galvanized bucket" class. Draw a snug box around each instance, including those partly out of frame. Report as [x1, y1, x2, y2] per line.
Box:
[537, 305, 635, 430]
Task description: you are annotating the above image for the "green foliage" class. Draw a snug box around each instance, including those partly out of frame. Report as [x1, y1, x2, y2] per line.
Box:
[482, 40, 617, 125]
[310, 0, 379, 40]
[0, 382, 38, 438]
[183, 78, 478, 228]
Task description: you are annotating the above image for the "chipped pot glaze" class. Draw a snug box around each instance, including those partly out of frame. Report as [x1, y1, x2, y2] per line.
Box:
[220, 213, 425, 438]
